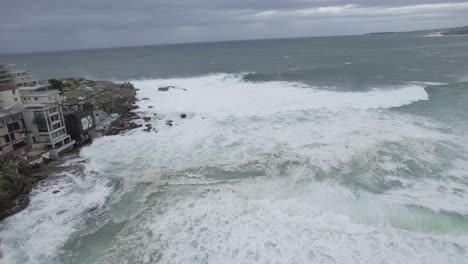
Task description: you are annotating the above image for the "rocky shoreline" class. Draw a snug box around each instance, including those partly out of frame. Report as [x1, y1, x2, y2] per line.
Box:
[0, 79, 142, 222]
[0, 161, 69, 221]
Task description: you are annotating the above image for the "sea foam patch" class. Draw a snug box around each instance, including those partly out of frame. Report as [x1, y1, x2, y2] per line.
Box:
[132, 73, 428, 117]
[74, 75, 468, 263]
[0, 159, 112, 264]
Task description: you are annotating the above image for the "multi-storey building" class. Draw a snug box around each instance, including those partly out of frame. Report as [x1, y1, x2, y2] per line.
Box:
[64, 110, 96, 146]
[0, 110, 27, 158]
[0, 86, 21, 109]
[18, 85, 64, 105]
[12, 70, 37, 87]
[18, 104, 75, 158]
[0, 64, 13, 87]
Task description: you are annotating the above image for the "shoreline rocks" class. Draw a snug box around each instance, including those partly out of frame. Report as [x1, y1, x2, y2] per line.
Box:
[0, 162, 71, 221]
[0, 78, 142, 222]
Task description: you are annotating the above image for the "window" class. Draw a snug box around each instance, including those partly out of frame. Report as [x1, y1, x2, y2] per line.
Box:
[12, 89, 16, 94]
[34, 111, 48, 132]
[50, 114, 59, 122]
[34, 97, 38, 101]
[13, 141, 26, 150]
[52, 129, 65, 139]
[7, 122, 20, 133]
[14, 98, 17, 101]
[52, 123, 62, 130]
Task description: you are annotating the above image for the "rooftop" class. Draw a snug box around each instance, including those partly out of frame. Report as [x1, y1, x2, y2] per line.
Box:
[0, 109, 12, 118]
[18, 84, 52, 91]
[8, 103, 58, 113]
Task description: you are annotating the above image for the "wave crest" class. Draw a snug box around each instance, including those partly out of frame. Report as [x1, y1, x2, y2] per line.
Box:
[132, 73, 428, 117]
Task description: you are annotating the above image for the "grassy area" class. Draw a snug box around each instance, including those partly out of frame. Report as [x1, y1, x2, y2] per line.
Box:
[62, 79, 136, 114]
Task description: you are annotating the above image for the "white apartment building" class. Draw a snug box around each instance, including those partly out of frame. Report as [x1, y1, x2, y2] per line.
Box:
[18, 84, 64, 105]
[18, 104, 75, 158]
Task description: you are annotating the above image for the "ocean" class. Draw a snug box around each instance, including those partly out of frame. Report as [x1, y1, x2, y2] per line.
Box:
[1, 34, 468, 263]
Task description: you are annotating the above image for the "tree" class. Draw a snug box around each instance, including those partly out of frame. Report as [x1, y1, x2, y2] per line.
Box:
[48, 79, 64, 93]
[82, 101, 94, 110]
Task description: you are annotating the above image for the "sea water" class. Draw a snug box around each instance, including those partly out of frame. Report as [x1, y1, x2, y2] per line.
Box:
[0, 34, 468, 263]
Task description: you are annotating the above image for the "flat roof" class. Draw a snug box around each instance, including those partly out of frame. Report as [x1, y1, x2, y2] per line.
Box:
[18, 84, 52, 91]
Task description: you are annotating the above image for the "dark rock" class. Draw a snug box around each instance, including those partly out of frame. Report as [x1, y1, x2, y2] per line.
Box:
[180, 114, 187, 119]
[165, 120, 173, 127]
[143, 117, 151, 122]
[87, 205, 99, 213]
[158, 86, 175, 92]
[52, 190, 60, 194]
[148, 106, 154, 109]
[143, 124, 152, 132]
[142, 97, 150, 100]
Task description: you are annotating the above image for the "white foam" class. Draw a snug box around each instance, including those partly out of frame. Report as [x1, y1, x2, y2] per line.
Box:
[76, 77, 468, 263]
[132, 73, 428, 117]
[96, 176, 468, 264]
[2, 74, 466, 263]
[82, 105, 466, 215]
[0, 161, 112, 264]
[460, 74, 468, 82]
[424, 32, 443, 37]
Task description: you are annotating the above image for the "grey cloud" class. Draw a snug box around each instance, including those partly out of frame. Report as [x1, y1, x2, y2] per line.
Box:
[1, 0, 467, 53]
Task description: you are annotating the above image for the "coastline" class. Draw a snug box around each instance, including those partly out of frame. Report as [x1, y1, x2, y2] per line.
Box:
[0, 79, 140, 222]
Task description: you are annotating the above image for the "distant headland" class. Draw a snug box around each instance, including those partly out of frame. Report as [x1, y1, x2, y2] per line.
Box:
[366, 25, 468, 36]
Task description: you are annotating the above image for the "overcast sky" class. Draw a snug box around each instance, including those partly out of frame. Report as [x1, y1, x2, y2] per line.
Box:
[1, 0, 468, 53]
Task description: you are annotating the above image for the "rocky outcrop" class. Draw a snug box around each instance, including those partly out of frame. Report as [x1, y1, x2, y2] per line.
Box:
[143, 124, 152, 132]
[158, 86, 175, 91]
[158, 86, 187, 91]
[0, 161, 50, 221]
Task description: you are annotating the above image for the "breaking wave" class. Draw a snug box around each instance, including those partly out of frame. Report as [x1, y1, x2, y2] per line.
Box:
[132, 73, 428, 117]
[3, 74, 468, 264]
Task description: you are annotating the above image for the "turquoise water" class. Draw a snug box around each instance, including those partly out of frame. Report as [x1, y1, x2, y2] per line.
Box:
[1, 34, 468, 263]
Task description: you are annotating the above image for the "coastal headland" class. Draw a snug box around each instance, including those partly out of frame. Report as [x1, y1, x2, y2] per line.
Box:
[0, 78, 142, 221]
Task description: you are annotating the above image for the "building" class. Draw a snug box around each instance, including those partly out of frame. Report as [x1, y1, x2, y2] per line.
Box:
[0, 110, 27, 158]
[18, 84, 64, 105]
[12, 70, 37, 87]
[64, 110, 96, 146]
[0, 86, 21, 109]
[17, 104, 75, 158]
[0, 64, 13, 87]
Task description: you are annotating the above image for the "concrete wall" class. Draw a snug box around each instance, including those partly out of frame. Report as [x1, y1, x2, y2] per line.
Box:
[0, 89, 21, 108]
[19, 90, 61, 105]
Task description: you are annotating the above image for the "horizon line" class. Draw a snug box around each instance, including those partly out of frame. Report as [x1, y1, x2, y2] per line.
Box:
[1, 24, 466, 56]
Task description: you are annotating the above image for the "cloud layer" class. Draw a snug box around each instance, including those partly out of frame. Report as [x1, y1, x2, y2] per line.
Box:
[1, 0, 467, 53]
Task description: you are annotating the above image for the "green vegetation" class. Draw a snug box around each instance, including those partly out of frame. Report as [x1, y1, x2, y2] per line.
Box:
[48, 79, 64, 93]
[82, 102, 94, 110]
[61, 78, 136, 115]
[0, 161, 29, 209]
